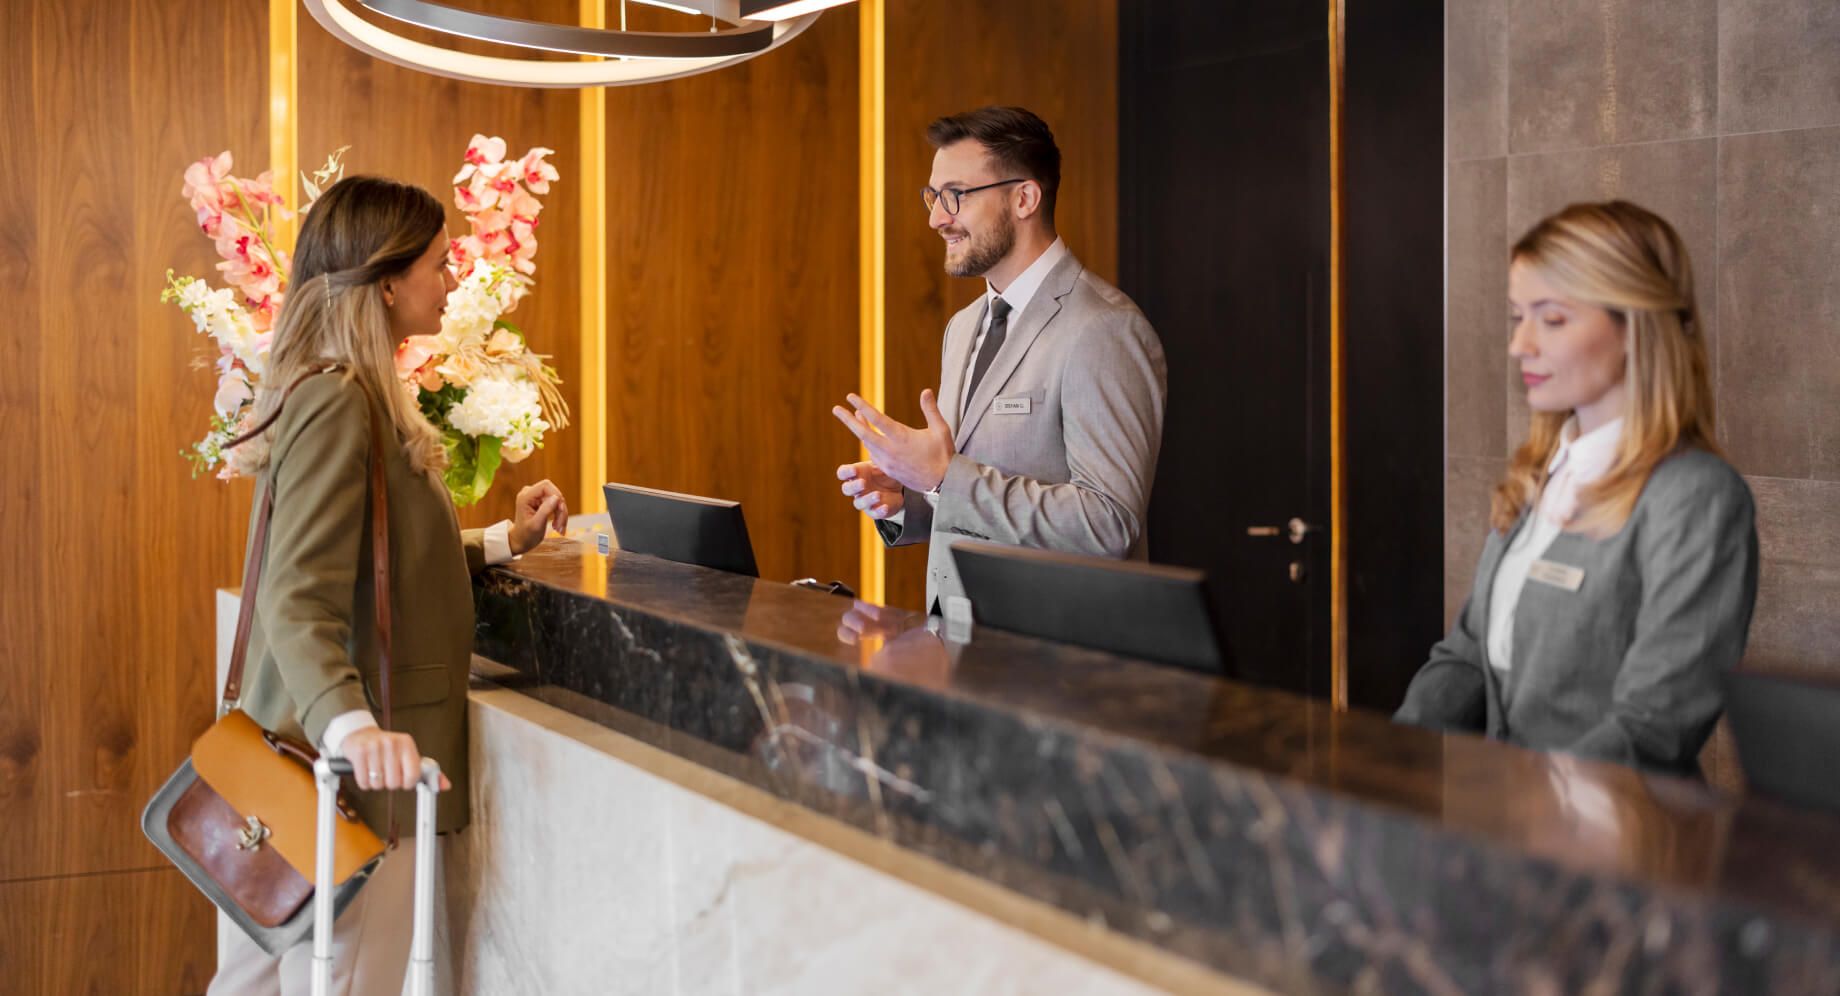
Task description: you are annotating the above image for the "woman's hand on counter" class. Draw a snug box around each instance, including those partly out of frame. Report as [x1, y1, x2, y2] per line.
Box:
[509, 479, 569, 555]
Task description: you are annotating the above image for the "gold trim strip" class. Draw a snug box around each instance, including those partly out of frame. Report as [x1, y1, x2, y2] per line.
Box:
[578, 0, 609, 517]
[1327, 0, 1349, 711]
[857, 0, 886, 604]
[269, 0, 299, 245]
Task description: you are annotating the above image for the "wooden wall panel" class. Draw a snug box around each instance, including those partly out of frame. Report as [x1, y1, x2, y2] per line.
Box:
[1, 0, 263, 878]
[602, 9, 861, 588]
[0, 868, 218, 994]
[0, 0, 48, 880]
[879, 0, 1119, 609]
[297, 0, 584, 529]
[2, 0, 265, 990]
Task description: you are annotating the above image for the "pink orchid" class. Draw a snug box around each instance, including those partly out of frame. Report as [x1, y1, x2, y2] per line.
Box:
[466, 172, 502, 211]
[395, 334, 447, 391]
[454, 135, 508, 187]
[486, 169, 519, 203]
[219, 248, 280, 294]
[472, 207, 512, 235]
[205, 218, 246, 261]
[450, 235, 486, 277]
[454, 181, 483, 212]
[182, 151, 233, 207]
[247, 296, 279, 330]
[517, 147, 558, 194]
[510, 237, 539, 276]
[506, 189, 543, 222]
[195, 203, 226, 237]
[240, 171, 290, 218]
[465, 134, 508, 166]
[476, 226, 510, 259]
[507, 216, 539, 276]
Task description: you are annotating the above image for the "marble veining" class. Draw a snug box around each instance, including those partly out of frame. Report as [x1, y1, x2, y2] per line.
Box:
[472, 539, 1840, 995]
[447, 686, 1168, 995]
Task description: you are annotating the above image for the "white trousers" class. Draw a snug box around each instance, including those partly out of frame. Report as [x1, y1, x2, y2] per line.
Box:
[208, 836, 444, 996]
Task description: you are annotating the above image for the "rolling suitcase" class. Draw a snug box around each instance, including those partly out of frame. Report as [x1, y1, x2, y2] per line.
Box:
[311, 756, 444, 996]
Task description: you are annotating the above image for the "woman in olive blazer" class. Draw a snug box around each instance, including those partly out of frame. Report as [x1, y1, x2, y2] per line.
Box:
[1396, 201, 1758, 777]
[210, 177, 566, 994]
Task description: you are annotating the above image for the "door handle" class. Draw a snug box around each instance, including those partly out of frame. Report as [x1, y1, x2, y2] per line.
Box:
[1246, 517, 1319, 545]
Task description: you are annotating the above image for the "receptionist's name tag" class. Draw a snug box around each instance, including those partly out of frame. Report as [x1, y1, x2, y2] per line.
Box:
[1528, 559, 1585, 592]
[992, 396, 1031, 415]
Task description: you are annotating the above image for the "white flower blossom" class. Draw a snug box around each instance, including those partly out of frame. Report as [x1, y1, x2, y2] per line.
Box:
[439, 262, 511, 348]
[447, 376, 545, 446]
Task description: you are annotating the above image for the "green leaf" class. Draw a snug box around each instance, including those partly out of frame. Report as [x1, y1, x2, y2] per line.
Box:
[441, 431, 503, 507]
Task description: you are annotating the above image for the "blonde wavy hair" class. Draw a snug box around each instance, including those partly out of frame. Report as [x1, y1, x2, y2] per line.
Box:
[1492, 200, 1719, 536]
[248, 176, 449, 475]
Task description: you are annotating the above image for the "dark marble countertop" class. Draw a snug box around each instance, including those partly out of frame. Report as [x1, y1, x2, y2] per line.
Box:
[473, 538, 1840, 995]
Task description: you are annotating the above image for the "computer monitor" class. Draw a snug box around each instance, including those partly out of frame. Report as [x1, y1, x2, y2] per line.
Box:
[950, 541, 1230, 676]
[1724, 669, 1840, 813]
[602, 482, 759, 578]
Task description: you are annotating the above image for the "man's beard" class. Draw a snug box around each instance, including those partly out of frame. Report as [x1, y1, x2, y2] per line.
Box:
[943, 211, 1016, 278]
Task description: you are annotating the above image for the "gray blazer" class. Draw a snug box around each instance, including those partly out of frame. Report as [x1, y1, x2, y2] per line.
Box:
[1396, 448, 1759, 776]
[878, 251, 1167, 611]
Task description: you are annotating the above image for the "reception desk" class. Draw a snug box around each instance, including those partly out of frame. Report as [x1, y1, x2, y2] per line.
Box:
[449, 536, 1840, 994]
[223, 536, 1840, 993]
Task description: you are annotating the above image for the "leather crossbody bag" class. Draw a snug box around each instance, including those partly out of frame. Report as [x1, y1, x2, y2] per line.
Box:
[142, 371, 400, 956]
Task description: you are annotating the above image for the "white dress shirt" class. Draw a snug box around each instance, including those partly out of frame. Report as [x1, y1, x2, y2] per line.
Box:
[322, 518, 516, 755]
[1486, 416, 1624, 677]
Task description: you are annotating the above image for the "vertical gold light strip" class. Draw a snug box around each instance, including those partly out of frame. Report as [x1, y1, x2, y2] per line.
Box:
[857, 0, 887, 603]
[269, 0, 299, 245]
[1327, 0, 1349, 711]
[578, 0, 609, 517]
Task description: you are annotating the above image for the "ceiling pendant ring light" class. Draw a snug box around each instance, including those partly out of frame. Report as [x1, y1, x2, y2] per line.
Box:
[301, 0, 847, 88]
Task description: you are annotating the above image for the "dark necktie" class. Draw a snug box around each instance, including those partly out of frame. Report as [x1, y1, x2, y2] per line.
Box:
[965, 296, 1013, 407]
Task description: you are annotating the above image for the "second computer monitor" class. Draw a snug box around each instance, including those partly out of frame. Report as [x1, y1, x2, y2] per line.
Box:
[603, 482, 759, 578]
[951, 541, 1230, 676]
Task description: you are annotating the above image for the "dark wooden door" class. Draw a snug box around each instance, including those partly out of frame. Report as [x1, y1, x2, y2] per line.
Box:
[1121, 1, 1445, 706]
[1121, 4, 1334, 697]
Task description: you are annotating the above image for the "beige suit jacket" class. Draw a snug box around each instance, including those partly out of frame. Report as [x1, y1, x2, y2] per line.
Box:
[880, 251, 1168, 611]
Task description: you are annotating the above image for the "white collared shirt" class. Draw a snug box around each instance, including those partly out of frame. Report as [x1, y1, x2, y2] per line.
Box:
[1486, 416, 1625, 676]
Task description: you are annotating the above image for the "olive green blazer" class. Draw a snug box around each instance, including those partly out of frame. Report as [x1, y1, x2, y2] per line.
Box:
[238, 371, 485, 835]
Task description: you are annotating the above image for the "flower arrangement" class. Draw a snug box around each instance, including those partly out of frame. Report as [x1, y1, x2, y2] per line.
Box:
[163, 136, 568, 506]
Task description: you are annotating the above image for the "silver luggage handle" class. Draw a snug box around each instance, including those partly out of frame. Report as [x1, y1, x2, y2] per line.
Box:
[311, 756, 443, 996]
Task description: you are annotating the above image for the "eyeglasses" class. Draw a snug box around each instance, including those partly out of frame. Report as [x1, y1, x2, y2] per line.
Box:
[921, 179, 1025, 216]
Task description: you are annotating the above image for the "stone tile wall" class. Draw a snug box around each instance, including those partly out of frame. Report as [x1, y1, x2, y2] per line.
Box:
[1443, 0, 1840, 786]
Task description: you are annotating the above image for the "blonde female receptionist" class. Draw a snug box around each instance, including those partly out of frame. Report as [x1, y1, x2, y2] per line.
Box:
[1395, 201, 1758, 777]
[208, 176, 568, 994]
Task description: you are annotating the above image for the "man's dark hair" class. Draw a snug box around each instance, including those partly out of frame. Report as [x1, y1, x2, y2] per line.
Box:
[925, 106, 1061, 225]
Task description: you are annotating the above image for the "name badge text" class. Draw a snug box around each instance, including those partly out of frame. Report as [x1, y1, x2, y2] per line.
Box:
[1528, 559, 1585, 592]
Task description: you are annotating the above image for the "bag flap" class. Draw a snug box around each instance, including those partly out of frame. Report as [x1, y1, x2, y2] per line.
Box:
[192, 710, 384, 882]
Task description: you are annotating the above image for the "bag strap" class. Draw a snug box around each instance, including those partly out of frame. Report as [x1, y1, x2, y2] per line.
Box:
[220, 369, 396, 750]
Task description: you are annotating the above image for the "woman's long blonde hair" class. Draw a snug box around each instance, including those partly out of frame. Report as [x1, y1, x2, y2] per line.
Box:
[247, 176, 449, 475]
[1492, 200, 1719, 535]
